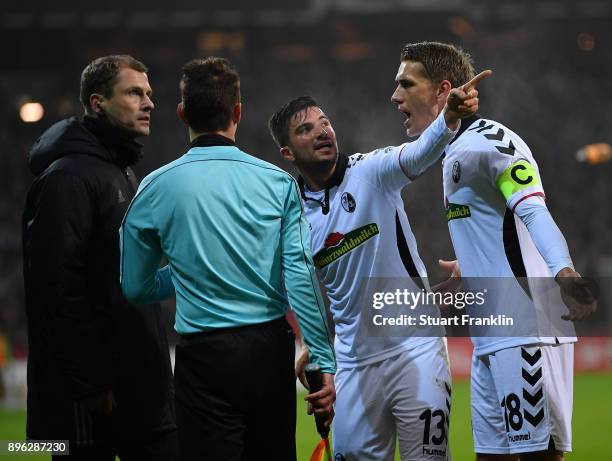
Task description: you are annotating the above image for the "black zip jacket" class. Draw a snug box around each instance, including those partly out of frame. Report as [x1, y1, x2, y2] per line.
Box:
[22, 116, 176, 443]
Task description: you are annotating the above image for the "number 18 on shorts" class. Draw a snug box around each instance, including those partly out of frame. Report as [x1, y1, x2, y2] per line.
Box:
[471, 343, 573, 455]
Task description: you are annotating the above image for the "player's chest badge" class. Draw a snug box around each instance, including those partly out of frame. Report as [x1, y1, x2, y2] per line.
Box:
[452, 161, 461, 183]
[341, 192, 356, 213]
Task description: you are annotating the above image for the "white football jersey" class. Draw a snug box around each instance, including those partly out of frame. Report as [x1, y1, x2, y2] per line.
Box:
[442, 116, 576, 355]
[301, 114, 454, 367]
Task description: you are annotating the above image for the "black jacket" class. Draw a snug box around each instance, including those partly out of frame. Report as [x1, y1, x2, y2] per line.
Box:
[22, 116, 176, 443]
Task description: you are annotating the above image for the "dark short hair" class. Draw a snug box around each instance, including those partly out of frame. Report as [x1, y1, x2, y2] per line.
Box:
[400, 42, 474, 88]
[268, 96, 319, 148]
[180, 57, 241, 133]
[79, 55, 148, 114]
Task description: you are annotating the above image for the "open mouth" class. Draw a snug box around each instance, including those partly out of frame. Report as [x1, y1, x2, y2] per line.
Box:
[401, 110, 411, 127]
[314, 141, 333, 151]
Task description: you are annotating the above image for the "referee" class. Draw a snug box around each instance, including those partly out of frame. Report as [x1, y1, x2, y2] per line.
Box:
[119, 57, 336, 460]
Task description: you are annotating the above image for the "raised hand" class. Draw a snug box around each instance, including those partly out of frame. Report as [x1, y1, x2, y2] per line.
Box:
[444, 69, 493, 126]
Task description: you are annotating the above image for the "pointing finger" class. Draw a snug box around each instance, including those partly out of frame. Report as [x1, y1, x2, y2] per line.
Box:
[461, 69, 493, 92]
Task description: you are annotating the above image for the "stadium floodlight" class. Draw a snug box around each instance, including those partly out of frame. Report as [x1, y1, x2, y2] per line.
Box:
[19, 102, 44, 123]
[575, 143, 612, 165]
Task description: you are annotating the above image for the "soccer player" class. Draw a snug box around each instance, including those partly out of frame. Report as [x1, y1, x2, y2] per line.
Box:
[391, 42, 597, 461]
[269, 71, 489, 460]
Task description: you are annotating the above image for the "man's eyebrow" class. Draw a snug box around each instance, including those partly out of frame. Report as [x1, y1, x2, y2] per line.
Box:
[294, 121, 313, 132]
[127, 86, 153, 96]
[397, 78, 414, 87]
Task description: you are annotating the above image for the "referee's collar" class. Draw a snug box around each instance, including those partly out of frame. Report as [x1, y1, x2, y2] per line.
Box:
[189, 133, 236, 149]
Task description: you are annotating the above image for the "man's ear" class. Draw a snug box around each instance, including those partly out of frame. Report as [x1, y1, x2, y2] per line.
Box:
[177, 102, 188, 125]
[89, 94, 104, 114]
[233, 103, 242, 125]
[437, 79, 452, 103]
[280, 146, 294, 162]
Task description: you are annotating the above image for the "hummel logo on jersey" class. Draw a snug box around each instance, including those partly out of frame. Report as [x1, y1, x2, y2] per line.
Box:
[471, 121, 517, 156]
[446, 203, 471, 221]
[468, 120, 495, 133]
[314, 223, 379, 268]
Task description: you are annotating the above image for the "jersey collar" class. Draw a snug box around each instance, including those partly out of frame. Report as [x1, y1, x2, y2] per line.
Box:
[449, 114, 481, 146]
[297, 153, 348, 215]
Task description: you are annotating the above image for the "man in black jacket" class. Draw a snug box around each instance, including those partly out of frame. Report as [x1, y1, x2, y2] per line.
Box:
[22, 55, 177, 460]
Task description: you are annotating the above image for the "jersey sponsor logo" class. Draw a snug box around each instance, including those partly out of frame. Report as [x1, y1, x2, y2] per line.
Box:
[341, 192, 356, 212]
[452, 161, 461, 183]
[324, 232, 345, 248]
[446, 203, 471, 221]
[314, 223, 379, 268]
[497, 160, 541, 201]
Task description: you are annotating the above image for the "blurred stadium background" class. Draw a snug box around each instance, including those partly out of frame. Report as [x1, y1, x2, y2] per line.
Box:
[0, 0, 610, 459]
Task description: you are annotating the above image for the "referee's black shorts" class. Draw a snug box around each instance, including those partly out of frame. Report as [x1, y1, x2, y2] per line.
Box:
[175, 316, 297, 461]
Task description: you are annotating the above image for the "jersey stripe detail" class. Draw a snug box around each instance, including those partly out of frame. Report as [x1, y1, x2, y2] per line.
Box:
[502, 209, 532, 300]
[395, 211, 425, 290]
[511, 192, 545, 213]
[397, 143, 411, 179]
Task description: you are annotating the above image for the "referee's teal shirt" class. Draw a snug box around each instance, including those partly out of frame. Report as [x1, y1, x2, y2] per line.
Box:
[120, 137, 335, 373]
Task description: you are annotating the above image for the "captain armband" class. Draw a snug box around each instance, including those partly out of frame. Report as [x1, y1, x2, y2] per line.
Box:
[496, 160, 541, 201]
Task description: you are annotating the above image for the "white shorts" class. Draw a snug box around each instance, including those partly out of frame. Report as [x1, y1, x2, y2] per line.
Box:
[471, 342, 573, 455]
[333, 338, 452, 461]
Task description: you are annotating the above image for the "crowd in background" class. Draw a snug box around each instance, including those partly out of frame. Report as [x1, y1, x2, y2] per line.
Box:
[1, 12, 611, 353]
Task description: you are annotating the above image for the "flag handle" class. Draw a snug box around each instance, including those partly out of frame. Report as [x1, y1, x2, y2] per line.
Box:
[304, 363, 330, 439]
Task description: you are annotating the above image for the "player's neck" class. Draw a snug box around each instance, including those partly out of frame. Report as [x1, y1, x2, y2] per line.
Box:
[299, 163, 337, 192]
